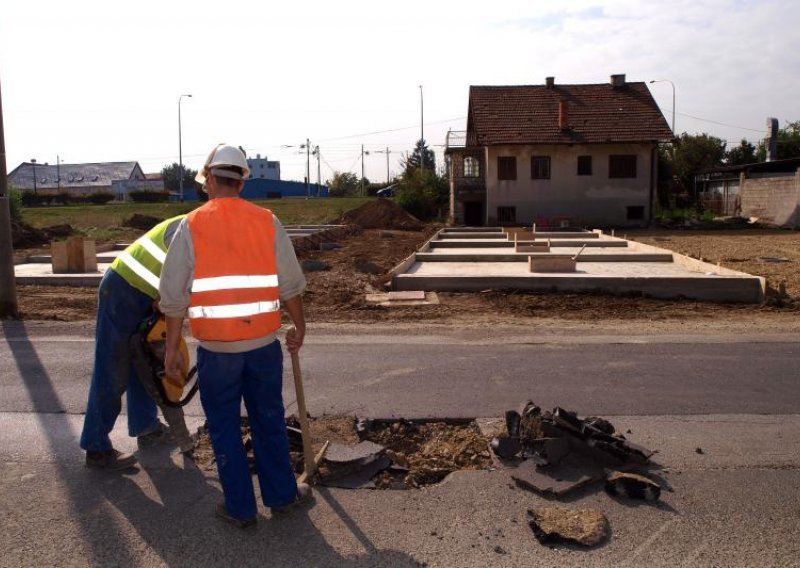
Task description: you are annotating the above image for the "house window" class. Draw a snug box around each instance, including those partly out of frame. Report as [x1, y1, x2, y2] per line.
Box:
[497, 156, 517, 181]
[609, 155, 637, 178]
[463, 156, 479, 177]
[531, 156, 551, 179]
[627, 205, 645, 220]
[497, 206, 516, 224]
[577, 155, 592, 176]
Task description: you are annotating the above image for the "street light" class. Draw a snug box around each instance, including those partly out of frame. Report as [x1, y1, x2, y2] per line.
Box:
[30, 159, 37, 194]
[419, 85, 424, 143]
[178, 94, 192, 202]
[649, 79, 675, 135]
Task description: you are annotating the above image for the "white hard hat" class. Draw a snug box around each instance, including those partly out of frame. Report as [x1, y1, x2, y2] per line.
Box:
[195, 144, 250, 184]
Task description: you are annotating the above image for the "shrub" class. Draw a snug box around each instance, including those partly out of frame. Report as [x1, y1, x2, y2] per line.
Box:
[394, 168, 448, 221]
[21, 190, 40, 206]
[130, 190, 170, 203]
[7, 187, 23, 220]
[87, 192, 115, 205]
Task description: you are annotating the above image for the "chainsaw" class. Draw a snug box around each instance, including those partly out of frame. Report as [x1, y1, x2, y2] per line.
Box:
[138, 313, 199, 407]
[129, 312, 199, 453]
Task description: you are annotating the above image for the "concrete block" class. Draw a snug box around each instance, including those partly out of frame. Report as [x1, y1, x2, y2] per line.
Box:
[528, 255, 576, 273]
[51, 237, 97, 273]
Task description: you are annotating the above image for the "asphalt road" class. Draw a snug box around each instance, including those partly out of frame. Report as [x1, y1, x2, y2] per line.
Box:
[2, 321, 800, 567]
[1, 322, 797, 418]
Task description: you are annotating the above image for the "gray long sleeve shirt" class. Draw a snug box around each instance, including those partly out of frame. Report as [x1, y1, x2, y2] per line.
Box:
[159, 208, 306, 354]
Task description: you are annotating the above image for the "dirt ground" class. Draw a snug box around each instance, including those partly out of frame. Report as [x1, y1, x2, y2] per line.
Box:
[11, 226, 800, 324]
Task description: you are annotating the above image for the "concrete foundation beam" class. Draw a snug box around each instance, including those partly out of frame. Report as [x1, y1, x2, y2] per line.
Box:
[393, 274, 764, 303]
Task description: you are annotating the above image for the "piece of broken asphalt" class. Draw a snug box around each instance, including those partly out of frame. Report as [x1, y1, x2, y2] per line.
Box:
[325, 441, 385, 464]
[527, 507, 609, 547]
[605, 471, 661, 502]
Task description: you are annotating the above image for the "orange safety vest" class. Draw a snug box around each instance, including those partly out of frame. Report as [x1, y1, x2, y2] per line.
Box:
[186, 198, 282, 341]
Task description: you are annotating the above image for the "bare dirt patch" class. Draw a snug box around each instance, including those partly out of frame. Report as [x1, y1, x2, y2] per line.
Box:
[11, 226, 800, 325]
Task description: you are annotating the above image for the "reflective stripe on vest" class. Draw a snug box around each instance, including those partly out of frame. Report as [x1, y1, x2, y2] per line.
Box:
[116, 250, 161, 291]
[188, 300, 281, 319]
[191, 274, 279, 293]
[138, 236, 167, 264]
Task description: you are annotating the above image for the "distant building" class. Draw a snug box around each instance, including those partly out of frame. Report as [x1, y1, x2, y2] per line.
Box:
[446, 74, 674, 227]
[247, 154, 281, 180]
[180, 178, 328, 201]
[698, 157, 800, 227]
[7, 161, 161, 201]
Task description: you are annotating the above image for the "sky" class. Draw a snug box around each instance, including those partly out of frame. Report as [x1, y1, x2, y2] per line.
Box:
[1, 0, 798, 184]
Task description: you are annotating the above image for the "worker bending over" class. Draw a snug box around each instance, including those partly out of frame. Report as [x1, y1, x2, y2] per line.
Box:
[159, 144, 310, 529]
[80, 214, 185, 469]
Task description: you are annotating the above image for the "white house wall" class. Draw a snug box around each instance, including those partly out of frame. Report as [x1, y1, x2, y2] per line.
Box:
[484, 144, 655, 227]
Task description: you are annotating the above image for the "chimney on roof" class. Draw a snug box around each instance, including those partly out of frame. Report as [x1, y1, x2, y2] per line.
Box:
[610, 74, 626, 88]
[558, 99, 569, 130]
[765, 117, 779, 162]
[545, 77, 555, 88]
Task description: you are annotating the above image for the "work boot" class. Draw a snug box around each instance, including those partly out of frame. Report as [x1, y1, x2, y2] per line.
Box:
[270, 483, 313, 515]
[137, 421, 171, 449]
[214, 504, 257, 530]
[85, 449, 138, 471]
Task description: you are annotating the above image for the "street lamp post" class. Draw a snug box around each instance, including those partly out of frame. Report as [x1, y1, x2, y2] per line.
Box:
[178, 94, 192, 202]
[419, 84, 424, 144]
[649, 79, 675, 135]
[31, 159, 37, 194]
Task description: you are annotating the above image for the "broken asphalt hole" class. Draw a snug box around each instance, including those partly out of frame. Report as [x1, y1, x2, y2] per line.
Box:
[192, 416, 494, 490]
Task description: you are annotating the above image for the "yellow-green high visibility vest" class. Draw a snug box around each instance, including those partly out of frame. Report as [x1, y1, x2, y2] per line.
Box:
[110, 214, 185, 298]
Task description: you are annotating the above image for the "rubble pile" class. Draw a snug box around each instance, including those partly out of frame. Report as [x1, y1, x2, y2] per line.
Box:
[334, 199, 423, 231]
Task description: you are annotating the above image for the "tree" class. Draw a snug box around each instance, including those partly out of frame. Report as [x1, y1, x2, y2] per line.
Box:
[403, 139, 435, 173]
[160, 163, 198, 193]
[725, 139, 757, 166]
[326, 171, 360, 197]
[756, 120, 800, 161]
[394, 167, 448, 221]
[672, 133, 727, 200]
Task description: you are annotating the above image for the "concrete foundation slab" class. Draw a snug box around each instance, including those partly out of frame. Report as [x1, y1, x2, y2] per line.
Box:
[389, 228, 766, 303]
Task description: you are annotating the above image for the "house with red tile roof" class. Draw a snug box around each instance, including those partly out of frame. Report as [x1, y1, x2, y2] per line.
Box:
[445, 74, 674, 227]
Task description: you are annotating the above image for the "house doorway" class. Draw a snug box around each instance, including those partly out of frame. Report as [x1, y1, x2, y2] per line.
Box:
[463, 201, 483, 226]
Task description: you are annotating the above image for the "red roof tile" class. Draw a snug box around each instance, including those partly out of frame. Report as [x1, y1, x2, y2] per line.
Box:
[467, 82, 673, 145]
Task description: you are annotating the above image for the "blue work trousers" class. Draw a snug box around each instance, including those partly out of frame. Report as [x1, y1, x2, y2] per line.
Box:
[80, 270, 159, 452]
[197, 340, 297, 520]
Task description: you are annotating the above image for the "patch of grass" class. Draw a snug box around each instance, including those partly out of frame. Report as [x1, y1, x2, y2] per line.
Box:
[21, 197, 373, 234]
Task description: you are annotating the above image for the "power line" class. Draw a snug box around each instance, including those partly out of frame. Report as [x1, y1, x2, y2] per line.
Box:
[316, 116, 466, 142]
[673, 111, 763, 133]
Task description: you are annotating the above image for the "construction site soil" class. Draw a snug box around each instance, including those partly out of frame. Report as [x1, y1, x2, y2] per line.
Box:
[13, 226, 800, 325]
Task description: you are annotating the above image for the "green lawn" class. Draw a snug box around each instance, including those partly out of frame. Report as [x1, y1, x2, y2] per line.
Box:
[21, 197, 373, 241]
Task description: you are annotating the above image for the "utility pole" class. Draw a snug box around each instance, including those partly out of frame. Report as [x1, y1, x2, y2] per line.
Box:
[361, 144, 365, 196]
[56, 155, 60, 192]
[178, 94, 192, 203]
[0, 77, 19, 317]
[314, 145, 321, 197]
[31, 159, 37, 194]
[419, 85, 424, 169]
[306, 137, 310, 198]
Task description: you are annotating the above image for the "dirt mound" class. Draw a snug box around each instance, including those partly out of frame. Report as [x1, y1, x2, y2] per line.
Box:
[11, 220, 74, 248]
[335, 198, 423, 230]
[123, 214, 162, 231]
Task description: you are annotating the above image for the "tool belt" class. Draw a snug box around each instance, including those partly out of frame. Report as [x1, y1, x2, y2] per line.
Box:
[137, 312, 199, 408]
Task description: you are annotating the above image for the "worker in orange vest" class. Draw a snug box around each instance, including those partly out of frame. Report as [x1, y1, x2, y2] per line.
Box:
[158, 144, 310, 529]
